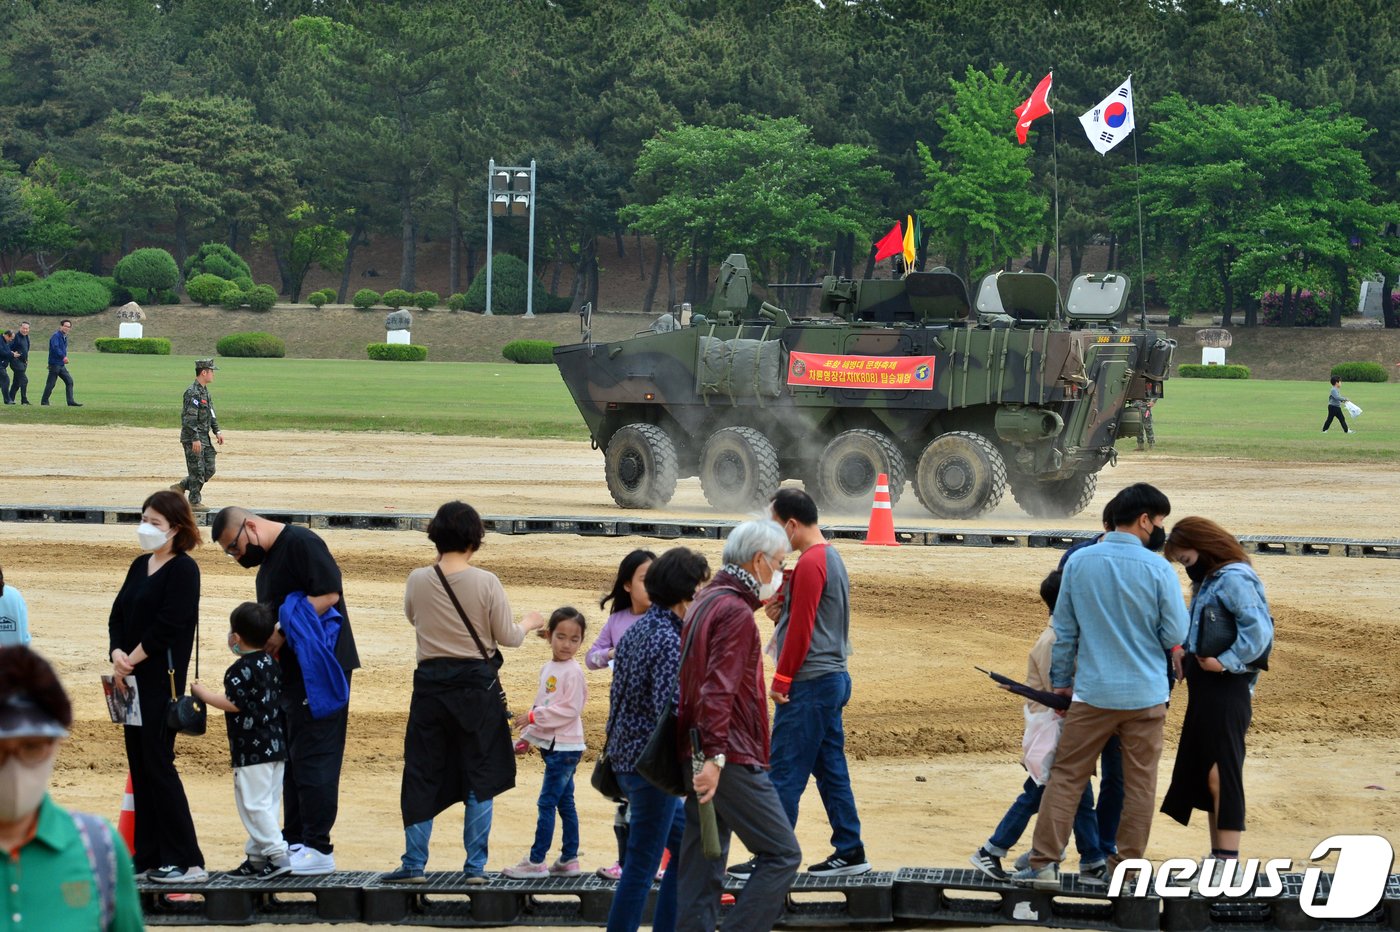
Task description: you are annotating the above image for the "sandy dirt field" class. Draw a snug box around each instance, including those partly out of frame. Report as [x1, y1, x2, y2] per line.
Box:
[2, 424, 1398, 929]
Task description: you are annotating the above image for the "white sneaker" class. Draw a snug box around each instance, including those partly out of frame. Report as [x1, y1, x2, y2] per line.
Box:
[290, 847, 335, 876]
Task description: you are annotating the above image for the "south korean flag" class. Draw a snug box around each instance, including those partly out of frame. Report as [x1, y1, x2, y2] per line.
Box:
[1079, 77, 1135, 155]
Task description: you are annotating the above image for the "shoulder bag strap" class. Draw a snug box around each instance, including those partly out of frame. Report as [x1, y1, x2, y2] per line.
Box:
[72, 812, 117, 930]
[433, 564, 495, 660]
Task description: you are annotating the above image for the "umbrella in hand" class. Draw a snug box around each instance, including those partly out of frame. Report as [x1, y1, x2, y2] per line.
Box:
[975, 666, 1070, 711]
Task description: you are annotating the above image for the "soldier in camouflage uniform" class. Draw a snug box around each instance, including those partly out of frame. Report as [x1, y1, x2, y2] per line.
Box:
[171, 359, 224, 511]
[1132, 397, 1156, 451]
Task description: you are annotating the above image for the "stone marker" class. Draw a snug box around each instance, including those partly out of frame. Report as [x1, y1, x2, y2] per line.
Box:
[386, 309, 413, 345]
[117, 301, 146, 338]
[1196, 327, 1230, 365]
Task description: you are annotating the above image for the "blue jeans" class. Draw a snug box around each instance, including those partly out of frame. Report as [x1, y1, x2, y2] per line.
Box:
[769, 671, 863, 855]
[987, 776, 1104, 864]
[606, 771, 684, 932]
[400, 792, 492, 876]
[530, 749, 581, 864]
[1097, 736, 1124, 854]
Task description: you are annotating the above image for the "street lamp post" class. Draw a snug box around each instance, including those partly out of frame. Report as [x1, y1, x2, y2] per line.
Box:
[484, 159, 537, 317]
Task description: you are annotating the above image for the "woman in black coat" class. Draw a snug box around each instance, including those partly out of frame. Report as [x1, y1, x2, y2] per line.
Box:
[108, 489, 205, 883]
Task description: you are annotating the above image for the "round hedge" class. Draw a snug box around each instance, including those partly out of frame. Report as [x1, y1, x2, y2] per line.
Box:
[308, 291, 329, 308]
[502, 339, 557, 364]
[353, 288, 379, 310]
[114, 248, 179, 300]
[367, 342, 427, 361]
[447, 292, 467, 312]
[382, 288, 412, 309]
[413, 290, 439, 311]
[217, 332, 286, 358]
[247, 284, 278, 312]
[220, 286, 246, 310]
[1179, 363, 1250, 379]
[0, 270, 111, 316]
[187, 273, 233, 306]
[9, 271, 37, 286]
[183, 243, 252, 284]
[461, 254, 571, 314]
[94, 337, 172, 355]
[1330, 361, 1388, 383]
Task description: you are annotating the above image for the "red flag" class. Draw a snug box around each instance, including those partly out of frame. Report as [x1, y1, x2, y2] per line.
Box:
[1014, 72, 1054, 144]
[873, 222, 904, 262]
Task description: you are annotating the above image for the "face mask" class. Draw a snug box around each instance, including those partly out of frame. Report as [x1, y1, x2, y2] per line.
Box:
[137, 522, 170, 551]
[758, 567, 784, 601]
[228, 634, 252, 657]
[1145, 525, 1166, 552]
[1185, 561, 1208, 584]
[237, 544, 267, 568]
[0, 753, 56, 822]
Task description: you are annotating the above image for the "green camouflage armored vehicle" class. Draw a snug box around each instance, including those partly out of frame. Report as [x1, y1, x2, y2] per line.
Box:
[554, 254, 1172, 519]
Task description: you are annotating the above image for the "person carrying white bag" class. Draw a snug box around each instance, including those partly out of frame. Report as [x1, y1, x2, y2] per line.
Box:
[968, 570, 1112, 884]
[1323, 376, 1358, 434]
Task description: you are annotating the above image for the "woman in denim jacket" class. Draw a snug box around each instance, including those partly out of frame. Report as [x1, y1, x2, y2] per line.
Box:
[1162, 517, 1274, 884]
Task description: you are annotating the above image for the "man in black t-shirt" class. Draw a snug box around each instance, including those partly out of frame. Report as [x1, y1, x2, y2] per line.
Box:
[213, 507, 359, 876]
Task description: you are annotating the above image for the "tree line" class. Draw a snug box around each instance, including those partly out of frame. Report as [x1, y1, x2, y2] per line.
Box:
[0, 0, 1397, 325]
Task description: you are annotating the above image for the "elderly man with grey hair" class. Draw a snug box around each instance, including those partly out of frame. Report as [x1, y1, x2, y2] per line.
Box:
[675, 520, 800, 932]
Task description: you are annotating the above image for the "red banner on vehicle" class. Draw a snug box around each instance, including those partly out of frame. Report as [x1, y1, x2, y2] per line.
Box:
[786, 352, 935, 390]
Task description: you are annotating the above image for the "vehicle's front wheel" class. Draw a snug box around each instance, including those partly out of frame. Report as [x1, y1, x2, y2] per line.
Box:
[604, 423, 679, 509]
[912, 431, 1007, 519]
[809, 429, 906, 514]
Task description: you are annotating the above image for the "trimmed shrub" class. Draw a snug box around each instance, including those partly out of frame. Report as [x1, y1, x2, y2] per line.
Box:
[502, 339, 556, 364]
[0, 270, 111, 316]
[187, 273, 233, 306]
[461, 254, 570, 314]
[413, 290, 439, 311]
[382, 288, 413, 309]
[308, 291, 329, 308]
[367, 342, 427, 361]
[9, 271, 37, 286]
[247, 284, 278, 312]
[1180, 363, 1250, 379]
[447, 292, 467, 312]
[94, 337, 172, 355]
[183, 243, 253, 284]
[114, 248, 179, 302]
[353, 288, 379, 309]
[220, 286, 247, 310]
[1330, 361, 1388, 383]
[233, 274, 254, 291]
[216, 332, 285, 358]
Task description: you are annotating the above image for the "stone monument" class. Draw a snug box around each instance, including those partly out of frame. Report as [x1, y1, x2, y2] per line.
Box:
[1195, 327, 1231, 366]
[385, 309, 413, 345]
[117, 302, 146, 339]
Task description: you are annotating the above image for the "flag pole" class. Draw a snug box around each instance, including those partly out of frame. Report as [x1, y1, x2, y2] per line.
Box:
[1132, 127, 1147, 329]
[1050, 79, 1061, 295]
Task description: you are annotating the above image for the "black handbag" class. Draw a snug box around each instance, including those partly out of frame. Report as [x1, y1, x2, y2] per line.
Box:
[1197, 602, 1272, 671]
[635, 604, 707, 797]
[165, 624, 206, 736]
[434, 564, 512, 717]
[591, 749, 624, 802]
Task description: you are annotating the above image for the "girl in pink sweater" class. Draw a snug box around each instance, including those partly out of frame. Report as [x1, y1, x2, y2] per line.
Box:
[505, 607, 589, 878]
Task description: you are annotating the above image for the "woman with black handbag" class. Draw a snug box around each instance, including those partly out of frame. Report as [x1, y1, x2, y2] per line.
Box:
[108, 489, 205, 883]
[1163, 517, 1275, 888]
[381, 500, 546, 885]
[602, 547, 710, 932]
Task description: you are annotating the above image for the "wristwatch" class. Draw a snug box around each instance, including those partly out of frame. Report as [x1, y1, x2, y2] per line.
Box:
[707, 754, 726, 770]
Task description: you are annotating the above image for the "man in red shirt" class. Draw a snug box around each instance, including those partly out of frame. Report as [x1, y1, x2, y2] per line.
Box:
[728, 489, 869, 880]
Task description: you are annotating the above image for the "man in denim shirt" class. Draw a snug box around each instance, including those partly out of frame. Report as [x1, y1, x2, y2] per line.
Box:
[1013, 483, 1188, 888]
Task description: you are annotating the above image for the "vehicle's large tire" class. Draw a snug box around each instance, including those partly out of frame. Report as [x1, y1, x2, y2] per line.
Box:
[699, 427, 781, 513]
[1009, 470, 1098, 519]
[912, 431, 1007, 519]
[810, 429, 906, 514]
[604, 423, 679, 509]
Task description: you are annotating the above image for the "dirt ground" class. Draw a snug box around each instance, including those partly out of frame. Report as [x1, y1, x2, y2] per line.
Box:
[2, 424, 1398, 929]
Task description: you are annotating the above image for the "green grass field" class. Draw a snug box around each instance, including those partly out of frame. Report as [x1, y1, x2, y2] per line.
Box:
[2, 353, 1395, 463]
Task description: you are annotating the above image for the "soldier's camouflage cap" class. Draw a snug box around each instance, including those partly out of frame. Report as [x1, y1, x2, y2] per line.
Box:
[195, 358, 219, 371]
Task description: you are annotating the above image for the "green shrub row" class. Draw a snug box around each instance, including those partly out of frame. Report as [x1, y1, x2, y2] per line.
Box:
[502, 339, 557, 364]
[353, 289, 442, 311]
[1179, 363, 1251, 379]
[220, 283, 278, 312]
[94, 337, 172, 355]
[216, 332, 285, 357]
[1330, 361, 1389, 383]
[0, 270, 111, 316]
[367, 342, 427, 361]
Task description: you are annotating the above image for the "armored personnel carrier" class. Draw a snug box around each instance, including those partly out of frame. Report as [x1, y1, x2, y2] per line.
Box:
[554, 255, 1172, 519]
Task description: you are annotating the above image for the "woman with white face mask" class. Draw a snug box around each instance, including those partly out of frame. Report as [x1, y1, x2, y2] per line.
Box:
[107, 489, 206, 883]
[0, 645, 144, 930]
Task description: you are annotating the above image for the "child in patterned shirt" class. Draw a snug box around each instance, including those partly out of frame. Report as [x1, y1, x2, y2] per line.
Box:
[192, 602, 289, 879]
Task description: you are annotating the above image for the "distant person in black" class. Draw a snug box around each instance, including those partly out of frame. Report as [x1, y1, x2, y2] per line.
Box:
[0, 329, 11, 404]
[40, 318, 80, 406]
[212, 506, 360, 876]
[7, 321, 31, 404]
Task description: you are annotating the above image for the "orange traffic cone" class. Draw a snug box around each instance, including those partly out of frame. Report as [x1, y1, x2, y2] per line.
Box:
[863, 473, 900, 547]
[117, 773, 135, 855]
